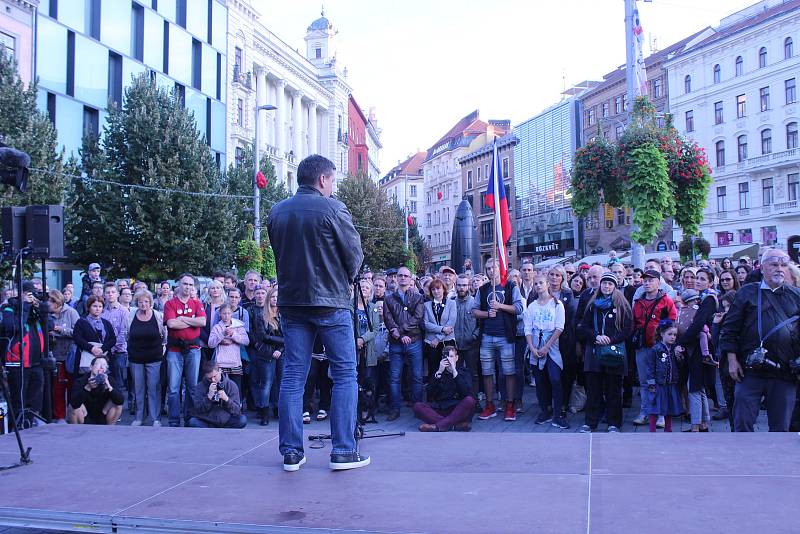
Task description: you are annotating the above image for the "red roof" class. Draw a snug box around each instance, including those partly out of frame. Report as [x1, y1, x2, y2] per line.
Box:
[427, 110, 511, 153]
[395, 152, 426, 176]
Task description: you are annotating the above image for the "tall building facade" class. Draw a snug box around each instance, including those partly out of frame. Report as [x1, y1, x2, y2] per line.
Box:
[665, 0, 800, 249]
[1, 0, 38, 85]
[379, 151, 425, 224]
[366, 107, 382, 182]
[36, 0, 228, 164]
[578, 30, 711, 255]
[227, 4, 368, 190]
[459, 133, 518, 267]
[347, 94, 368, 177]
[423, 110, 509, 269]
[514, 95, 584, 264]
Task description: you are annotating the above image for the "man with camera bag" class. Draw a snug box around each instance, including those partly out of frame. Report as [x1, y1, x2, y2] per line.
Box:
[188, 360, 246, 428]
[268, 154, 367, 473]
[69, 356, 124, 425]
[720, 248, 800, 432]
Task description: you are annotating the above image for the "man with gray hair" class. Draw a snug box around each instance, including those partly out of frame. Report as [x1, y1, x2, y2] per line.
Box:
[720, 247, 800, 431]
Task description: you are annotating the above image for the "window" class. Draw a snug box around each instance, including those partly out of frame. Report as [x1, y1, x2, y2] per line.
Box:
[761, 129, 772, 155]
[788, 122, 798, 149]
[46, 92, 56, 125]
[479, 192, 491, 214]
[717, 186, 727, 212]
[617, 208, 625, 225]
[108, 51, 122, 109]
[234, 46, 243, 72]
[236, 98, 243, 125]
[174, 82, 185, 107]
[410, 201, 417, 213]
[714, 101, 723, 124]
[176, 0, 187, 28]
[485, 164, 489, 180]
[410, 185, 417, 197]
[132, 2, 144, 61]
[87, 0, 101, 40]
[713, 64, 721, 84]
[684, 74, 691, 94]
[716, 232, 732, 246]
[587, 108, 596, 126]
[787, 78, 797, 104]
[66, 31, 75, 97]
[614, 96, 622, 114]
[786, 37, 794, 59]
[739, 182, 749, 209]
[476, 165, 481, 180]
[601, 102, 609, 118]
[715, 140, 725, 167]
[736, 94, 746, 118]
[0, 31, 15, 59]
[82, 106, 99, 139]
[763, 178, 774, 206]
[191, 39, 201, 90]
[653, 78, 663, 98]
[739, 228, 753, 243]
[234, 146, 243, 167]
[163, 20, 170, 73]
[789, 173, 799, 202]
[759, 47, 767, 68]
[735, 56, 743, 76]
[759, 86, 770, 112]
[762, 226, 778, 246]
[480, 221, 494, 244]
[623, 95, 628, 111]
[502, 158, 509, 178]
[685, 110, 694, 132]
[612, 125, 622, 139]
[426, 213, 431, 227]
[737, 135, 748, 162]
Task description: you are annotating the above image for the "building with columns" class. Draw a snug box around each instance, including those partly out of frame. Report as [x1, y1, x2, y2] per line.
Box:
[226, 4, 360, 191]
[665, 0, 800, 250]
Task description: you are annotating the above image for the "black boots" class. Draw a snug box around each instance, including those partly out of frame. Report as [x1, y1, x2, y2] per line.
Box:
[259, 407, 269, 426]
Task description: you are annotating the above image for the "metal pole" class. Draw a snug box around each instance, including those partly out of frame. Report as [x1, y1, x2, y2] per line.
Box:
[625, 0, 645, 269]
[404, 174, 409, 249]
[253, 92, 261, 245]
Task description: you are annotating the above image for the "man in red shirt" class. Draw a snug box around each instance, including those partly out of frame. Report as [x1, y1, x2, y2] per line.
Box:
[163, 273, 206, 427]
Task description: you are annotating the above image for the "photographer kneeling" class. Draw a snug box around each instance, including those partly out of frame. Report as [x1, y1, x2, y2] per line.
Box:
[412, 346, 476, 432]
[188, 360, 247, 428]
[720, 248, 800, 431]
[69, 356, 124, 425]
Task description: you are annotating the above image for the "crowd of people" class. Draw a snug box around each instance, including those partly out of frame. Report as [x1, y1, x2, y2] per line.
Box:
[2, 249, 799, 435]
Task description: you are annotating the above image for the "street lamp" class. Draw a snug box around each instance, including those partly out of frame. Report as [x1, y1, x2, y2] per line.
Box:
[253, 103, 277, 245]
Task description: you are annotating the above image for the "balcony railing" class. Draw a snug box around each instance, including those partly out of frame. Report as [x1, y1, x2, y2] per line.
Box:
[232, 65, 252, 90]
[736, 148, 798, 171]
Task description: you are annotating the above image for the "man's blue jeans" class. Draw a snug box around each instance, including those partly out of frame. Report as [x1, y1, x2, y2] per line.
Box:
[279, 310, 358, 456]
[166, 348, 200, 425]
[389, 339, 423, 411]
[251, 357, 276, 410]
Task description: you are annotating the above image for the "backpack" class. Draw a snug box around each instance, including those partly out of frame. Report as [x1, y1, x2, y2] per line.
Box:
[675, 303, 699, 339]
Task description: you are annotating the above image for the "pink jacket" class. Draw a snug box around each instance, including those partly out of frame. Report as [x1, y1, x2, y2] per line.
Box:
[208, 318, 249, 368]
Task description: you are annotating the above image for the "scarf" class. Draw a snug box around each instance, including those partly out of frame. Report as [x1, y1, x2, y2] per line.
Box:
[87, 316, 106, 341]
[595, 296, 613, 311]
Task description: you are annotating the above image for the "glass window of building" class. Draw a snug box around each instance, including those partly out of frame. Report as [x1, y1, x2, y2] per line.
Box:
[788, 173, 799, 202]
[716, 186, 726, 212]
[142, 9, 163, 68]
[736, 94, 746, 118]
[502, 158, 509, 178]
[176, 0, 187, 28]
[108, 51, 122, 109]
[735, 56, 743, 76]
[37, 18, 67, 94]
[684, 75, 691, 94]
[235, 146, 243, 166]
[715, 140, 725, 167]
[685, 110, 694, 132]
[758, 47, 767, 68]
[131, 2, 144, 61]
[614, 96, 621, 114]
[762, 226, 777, 246]
[601, 102, 609, 118]
[169, 26, 192, 86]
[236, 98, 243, 124]
[82, 105, 99, 138]
[739, 228, 753, 243]
[739, 182, 749, 209]
[186, 0, 208, 41]
[410, 185, 417, 197]
[737, 135, 747, 162]
[100, 0, 131, 56]
[622, 95, 628, 111]
[201, 44, 217, 96]
[762, 178, 774, 206]
[786, 37, 794, 60]
[787, 78, 797, 104]
[652, 78, 662, 98]
[761, 129, 772, 155]
[467, 170, 472, 189]
[73, 34, 107, 108]
[1, 31, 15, 58]
[714, 101, 723, 124]
[713, 64, 721, 84]
[788, 122, 798, 149]
[57, 0, 86, 33]
[480, 221, 493, 244]
[760, 86, 770, 112]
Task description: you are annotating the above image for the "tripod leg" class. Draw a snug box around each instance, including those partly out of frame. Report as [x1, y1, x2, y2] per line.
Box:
[0, 369, 32, 466]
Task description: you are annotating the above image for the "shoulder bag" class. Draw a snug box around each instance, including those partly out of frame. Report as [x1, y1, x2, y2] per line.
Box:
[594, 309, 626, 367]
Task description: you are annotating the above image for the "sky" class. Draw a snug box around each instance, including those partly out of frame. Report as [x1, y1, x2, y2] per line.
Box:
[255, 0, 761, 173]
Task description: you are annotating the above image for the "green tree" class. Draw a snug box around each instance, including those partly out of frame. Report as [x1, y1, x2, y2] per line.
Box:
[65, 73, 235, 279]
[336, 174, 409, 270]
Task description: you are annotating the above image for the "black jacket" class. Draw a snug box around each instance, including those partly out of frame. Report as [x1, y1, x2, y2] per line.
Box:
[426, 368, 474, 410]
[719, 282, 800, 381]
[73, 316, 117, 368]
[191, 374, 242, 426]
[267, 186, 364, 310]
[577, 303, 633, 375]
[70, 373, 125, 417]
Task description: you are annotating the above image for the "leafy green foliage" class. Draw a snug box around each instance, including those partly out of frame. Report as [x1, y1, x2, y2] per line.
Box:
[570, 138, 618, 216]
[262, 242, 276, 279]
[679, 235, 711, 262]
[620, 143, 672, 245]
[236, 237, 263, 275]
[670, 139, 712, 238]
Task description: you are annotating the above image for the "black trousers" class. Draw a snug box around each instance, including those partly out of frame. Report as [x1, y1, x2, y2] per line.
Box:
[6, 365, 45, 428]
[584, 370, 623, 429]
[303, 358, 331, 413]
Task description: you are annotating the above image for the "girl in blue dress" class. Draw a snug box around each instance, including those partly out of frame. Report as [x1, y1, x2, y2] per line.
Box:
[644, 320, 683, 432]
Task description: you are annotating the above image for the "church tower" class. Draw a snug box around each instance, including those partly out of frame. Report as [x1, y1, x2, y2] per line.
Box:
[305, 8, 337, 67]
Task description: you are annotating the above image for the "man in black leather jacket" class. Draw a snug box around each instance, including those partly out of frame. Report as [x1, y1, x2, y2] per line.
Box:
[720, 248, 800, 431]
[267, 154, 368, 472]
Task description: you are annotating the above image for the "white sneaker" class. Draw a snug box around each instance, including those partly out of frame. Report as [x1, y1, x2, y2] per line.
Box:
[656, 416, 665, 429]
[55, 418, 67, 424]
[131, 420, 142, 426]
[152, 420, 162, 427]
[632, 415, 648, 425]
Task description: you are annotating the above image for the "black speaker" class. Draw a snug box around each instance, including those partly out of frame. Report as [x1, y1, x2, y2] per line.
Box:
[1, 206, 26, 259]
[25, 205, 64, 259]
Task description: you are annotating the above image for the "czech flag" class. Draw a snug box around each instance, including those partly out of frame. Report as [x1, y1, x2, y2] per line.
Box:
[483, 138, 512, 284]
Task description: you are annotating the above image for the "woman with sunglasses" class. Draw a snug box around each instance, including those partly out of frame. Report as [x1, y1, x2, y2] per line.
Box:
[717, 269, 740, 296]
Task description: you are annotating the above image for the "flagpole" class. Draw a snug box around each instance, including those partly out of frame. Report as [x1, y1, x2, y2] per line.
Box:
[625, 0, 645, 268]
[493, 139, 501, 287]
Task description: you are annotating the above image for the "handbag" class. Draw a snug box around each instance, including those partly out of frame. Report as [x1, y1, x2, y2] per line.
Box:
[79, 342, 104, 370]
[594, 310, 626, 367]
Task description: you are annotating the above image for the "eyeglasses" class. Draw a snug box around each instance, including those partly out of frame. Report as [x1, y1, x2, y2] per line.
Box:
[720, 277, 734, 282]
[397, 274, 411, 278]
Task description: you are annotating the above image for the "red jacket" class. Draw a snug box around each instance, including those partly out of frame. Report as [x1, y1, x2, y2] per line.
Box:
[632, 291, 677, 348]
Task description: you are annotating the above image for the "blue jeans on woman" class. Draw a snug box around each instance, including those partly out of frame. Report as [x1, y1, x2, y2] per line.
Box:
[251, 357, 276, 410]
[279, 310, 358, 456]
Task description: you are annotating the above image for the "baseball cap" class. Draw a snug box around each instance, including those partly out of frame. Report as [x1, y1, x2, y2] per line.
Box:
[439, 266, 456, 275]
[385, 267, 398, 275]
[88, 262, 101, 271]
[642, 269, 661, 280]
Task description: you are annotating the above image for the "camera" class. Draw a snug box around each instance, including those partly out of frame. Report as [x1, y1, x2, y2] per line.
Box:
[745, 347, 781, 371]
[789, 356, 800, 375]
[215, 382, 224, 393]
[92, 372, 107, 390]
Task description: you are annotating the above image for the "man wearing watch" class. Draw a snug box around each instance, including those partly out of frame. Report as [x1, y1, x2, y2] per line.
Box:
[413, 346, 475, 432]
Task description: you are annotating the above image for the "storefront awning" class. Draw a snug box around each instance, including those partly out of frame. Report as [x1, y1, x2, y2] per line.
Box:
[576, 252, 631, 266]
[708, 243, 759, 260]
